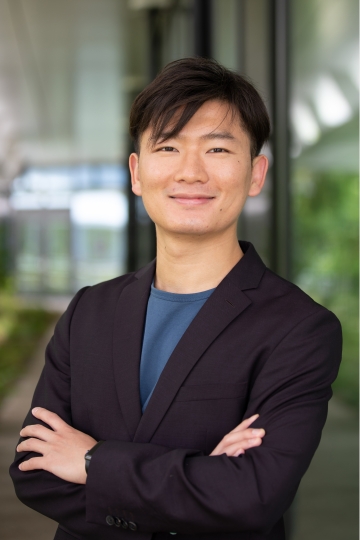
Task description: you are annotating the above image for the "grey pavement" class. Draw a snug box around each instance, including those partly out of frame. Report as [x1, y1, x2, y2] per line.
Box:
[0, 323, 358, 540]
[0, 323, 58, 540]
[292, 398, 359, 540]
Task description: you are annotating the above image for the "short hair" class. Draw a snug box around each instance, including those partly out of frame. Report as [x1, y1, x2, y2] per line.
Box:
[129, 57, 270, 159]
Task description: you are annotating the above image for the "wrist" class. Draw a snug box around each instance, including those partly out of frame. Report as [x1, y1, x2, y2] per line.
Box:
[85, 441, 104, 473]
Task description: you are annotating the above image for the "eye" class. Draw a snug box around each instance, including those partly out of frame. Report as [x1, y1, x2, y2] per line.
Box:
[208, 148, 227, 153]
[159, 146, 177, 152]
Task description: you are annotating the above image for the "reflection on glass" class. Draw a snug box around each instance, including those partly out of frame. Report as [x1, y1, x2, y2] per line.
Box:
[16, 219, 42, 292]
[10, 165, 128, 294]
[45, 220, 71, 293]
[291, 0, 359, 406]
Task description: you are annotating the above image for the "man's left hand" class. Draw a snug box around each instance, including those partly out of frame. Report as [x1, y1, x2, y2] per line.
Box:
[17, 407, 97, 484]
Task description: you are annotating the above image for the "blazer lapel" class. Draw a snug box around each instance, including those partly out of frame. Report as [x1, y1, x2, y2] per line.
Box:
[134, 242, 266, 443]
[112, 260, 155, 440]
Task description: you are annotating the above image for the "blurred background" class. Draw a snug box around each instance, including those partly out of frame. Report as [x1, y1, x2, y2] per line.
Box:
[0, 0, 358, 539]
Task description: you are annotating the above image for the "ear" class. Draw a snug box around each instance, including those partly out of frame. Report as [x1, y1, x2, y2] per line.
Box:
[248, 154, 268, 197]
[129, 153, 142, 196]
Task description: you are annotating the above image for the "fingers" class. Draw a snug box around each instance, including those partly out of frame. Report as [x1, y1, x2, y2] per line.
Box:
[18, 457, 44, 471]
[17, 437, 47, 455]
[225, 427, 265, 445]
[214, 427, 265, 450]
[221, 436, 263, 457]
[210, 422, 265, 457]
[31, 407, 68, 432]
[210, 430, 265, 456]
[230, 414, 260, 433]
[20, 423, 53, 441]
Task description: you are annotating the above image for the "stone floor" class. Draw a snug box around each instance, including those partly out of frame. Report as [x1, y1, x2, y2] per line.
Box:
[0, 324, 58, 540]
[292, 398, 358, 540]
[0, 323, 358, 540]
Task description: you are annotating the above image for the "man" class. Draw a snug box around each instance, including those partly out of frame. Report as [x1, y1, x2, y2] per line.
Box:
[10, 57, 342, 540]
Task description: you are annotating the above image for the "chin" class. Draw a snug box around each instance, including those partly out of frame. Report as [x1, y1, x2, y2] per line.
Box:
[162, 221, 217, 236]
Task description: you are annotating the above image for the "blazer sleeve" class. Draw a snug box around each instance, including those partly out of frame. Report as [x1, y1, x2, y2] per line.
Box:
[85, 308, 342, 535]
[8, 287, 125, 540]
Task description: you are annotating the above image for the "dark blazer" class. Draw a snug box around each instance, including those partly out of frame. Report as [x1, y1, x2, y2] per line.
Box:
[10, 241, 342, 540]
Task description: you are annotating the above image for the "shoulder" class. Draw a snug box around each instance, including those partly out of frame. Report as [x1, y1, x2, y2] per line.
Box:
[247, 268, 342, 350]
[236, 242, 341, 334]
[86, 270, 136, 298]
[263, 267, 338, 318]
[65, 260, 155, 318]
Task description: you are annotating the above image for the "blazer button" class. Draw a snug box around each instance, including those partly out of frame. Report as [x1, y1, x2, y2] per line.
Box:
[128, 521, 137, 531]
[121, 519, 129, 529]
[114, 517, 121, 527]
[106, 515, 115, 526]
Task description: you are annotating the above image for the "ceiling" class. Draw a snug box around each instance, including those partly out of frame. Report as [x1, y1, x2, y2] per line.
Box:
[0, 0, 148, 193]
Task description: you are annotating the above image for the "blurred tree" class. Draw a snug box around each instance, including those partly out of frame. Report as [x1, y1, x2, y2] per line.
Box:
[0, 291, 57, 405]
[293, 169, 359, 406]
[0, 222, 9, 287]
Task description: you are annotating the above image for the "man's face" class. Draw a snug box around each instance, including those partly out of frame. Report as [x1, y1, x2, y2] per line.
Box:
[129, 100, 268, 238]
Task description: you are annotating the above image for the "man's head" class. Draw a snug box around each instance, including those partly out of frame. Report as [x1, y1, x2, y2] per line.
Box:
[129, 58, 270, 241]
[130, 57, 270, 159]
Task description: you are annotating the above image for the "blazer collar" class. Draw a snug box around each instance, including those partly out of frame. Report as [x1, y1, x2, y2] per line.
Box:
[234, 240, 267, 290]
[113, 241, 266, 442]
[112, 259, 155, 440]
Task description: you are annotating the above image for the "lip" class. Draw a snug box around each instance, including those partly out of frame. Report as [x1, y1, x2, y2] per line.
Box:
[169, 194, 215, 205]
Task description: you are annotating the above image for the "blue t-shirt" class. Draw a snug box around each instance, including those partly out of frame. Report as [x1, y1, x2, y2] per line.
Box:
[139, 283, 215, 411]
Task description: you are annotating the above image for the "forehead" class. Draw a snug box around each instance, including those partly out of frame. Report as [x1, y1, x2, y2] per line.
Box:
[176, 101, 242, 133]
[142, 99, 248, 145]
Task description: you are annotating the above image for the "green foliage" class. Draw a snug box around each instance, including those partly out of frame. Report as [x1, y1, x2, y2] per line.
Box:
[293, 170, 359, 407]
[0, 222, 9, 288]
[0, 291, 56, 404]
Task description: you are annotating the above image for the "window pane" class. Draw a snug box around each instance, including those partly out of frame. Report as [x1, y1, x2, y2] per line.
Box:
[290, 0, 359, 406]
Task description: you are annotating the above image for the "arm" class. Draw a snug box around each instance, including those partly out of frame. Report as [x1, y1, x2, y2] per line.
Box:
[17, 411, 264, 483]
[8, 287, 119, 540]
[10, 282, 264, 538]
[10, 291, 341, 536]
[83, 308, 341, 535]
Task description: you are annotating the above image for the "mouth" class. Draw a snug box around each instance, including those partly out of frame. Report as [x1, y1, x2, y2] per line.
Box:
[169, 194, 215, 206]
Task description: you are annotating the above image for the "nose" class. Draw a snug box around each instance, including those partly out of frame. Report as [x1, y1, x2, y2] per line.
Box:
[173, 151, 209, 184]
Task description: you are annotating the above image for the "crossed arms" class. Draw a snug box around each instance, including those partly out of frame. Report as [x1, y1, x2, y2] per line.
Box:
[9, 287, 342, 537]
[16, 409, 264, 484]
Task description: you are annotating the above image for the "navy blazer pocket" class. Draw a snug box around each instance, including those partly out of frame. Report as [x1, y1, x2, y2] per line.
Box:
[175, 383, 247, 402]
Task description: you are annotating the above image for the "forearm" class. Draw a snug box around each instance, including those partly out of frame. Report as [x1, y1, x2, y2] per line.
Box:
[10, 407, 112, 539]
[8, 286, 110, 539]
[10, 452, 102, 540]
[85, 437, 304, 535]
[11, 433, 157, 540]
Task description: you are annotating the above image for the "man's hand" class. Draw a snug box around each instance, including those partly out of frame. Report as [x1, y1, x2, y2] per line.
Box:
[17, 407, 97, 484]
[210, 414, 265, 457]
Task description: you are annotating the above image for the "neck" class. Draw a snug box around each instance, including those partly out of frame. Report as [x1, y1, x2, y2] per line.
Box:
[154, 228, 243, 293]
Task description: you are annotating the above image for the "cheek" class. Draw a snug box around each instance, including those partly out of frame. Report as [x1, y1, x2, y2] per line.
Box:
[139, 164, 169, 196]
[137, 167, 169, 220]
[216, 167, 251, 205]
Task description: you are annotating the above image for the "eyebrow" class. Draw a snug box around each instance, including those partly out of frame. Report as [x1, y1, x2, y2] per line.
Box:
[200, 131, 237, 141]
[153, 130, 237, 143]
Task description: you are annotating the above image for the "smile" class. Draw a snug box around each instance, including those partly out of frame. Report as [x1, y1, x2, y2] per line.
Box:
[169, 195, 215, 206]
